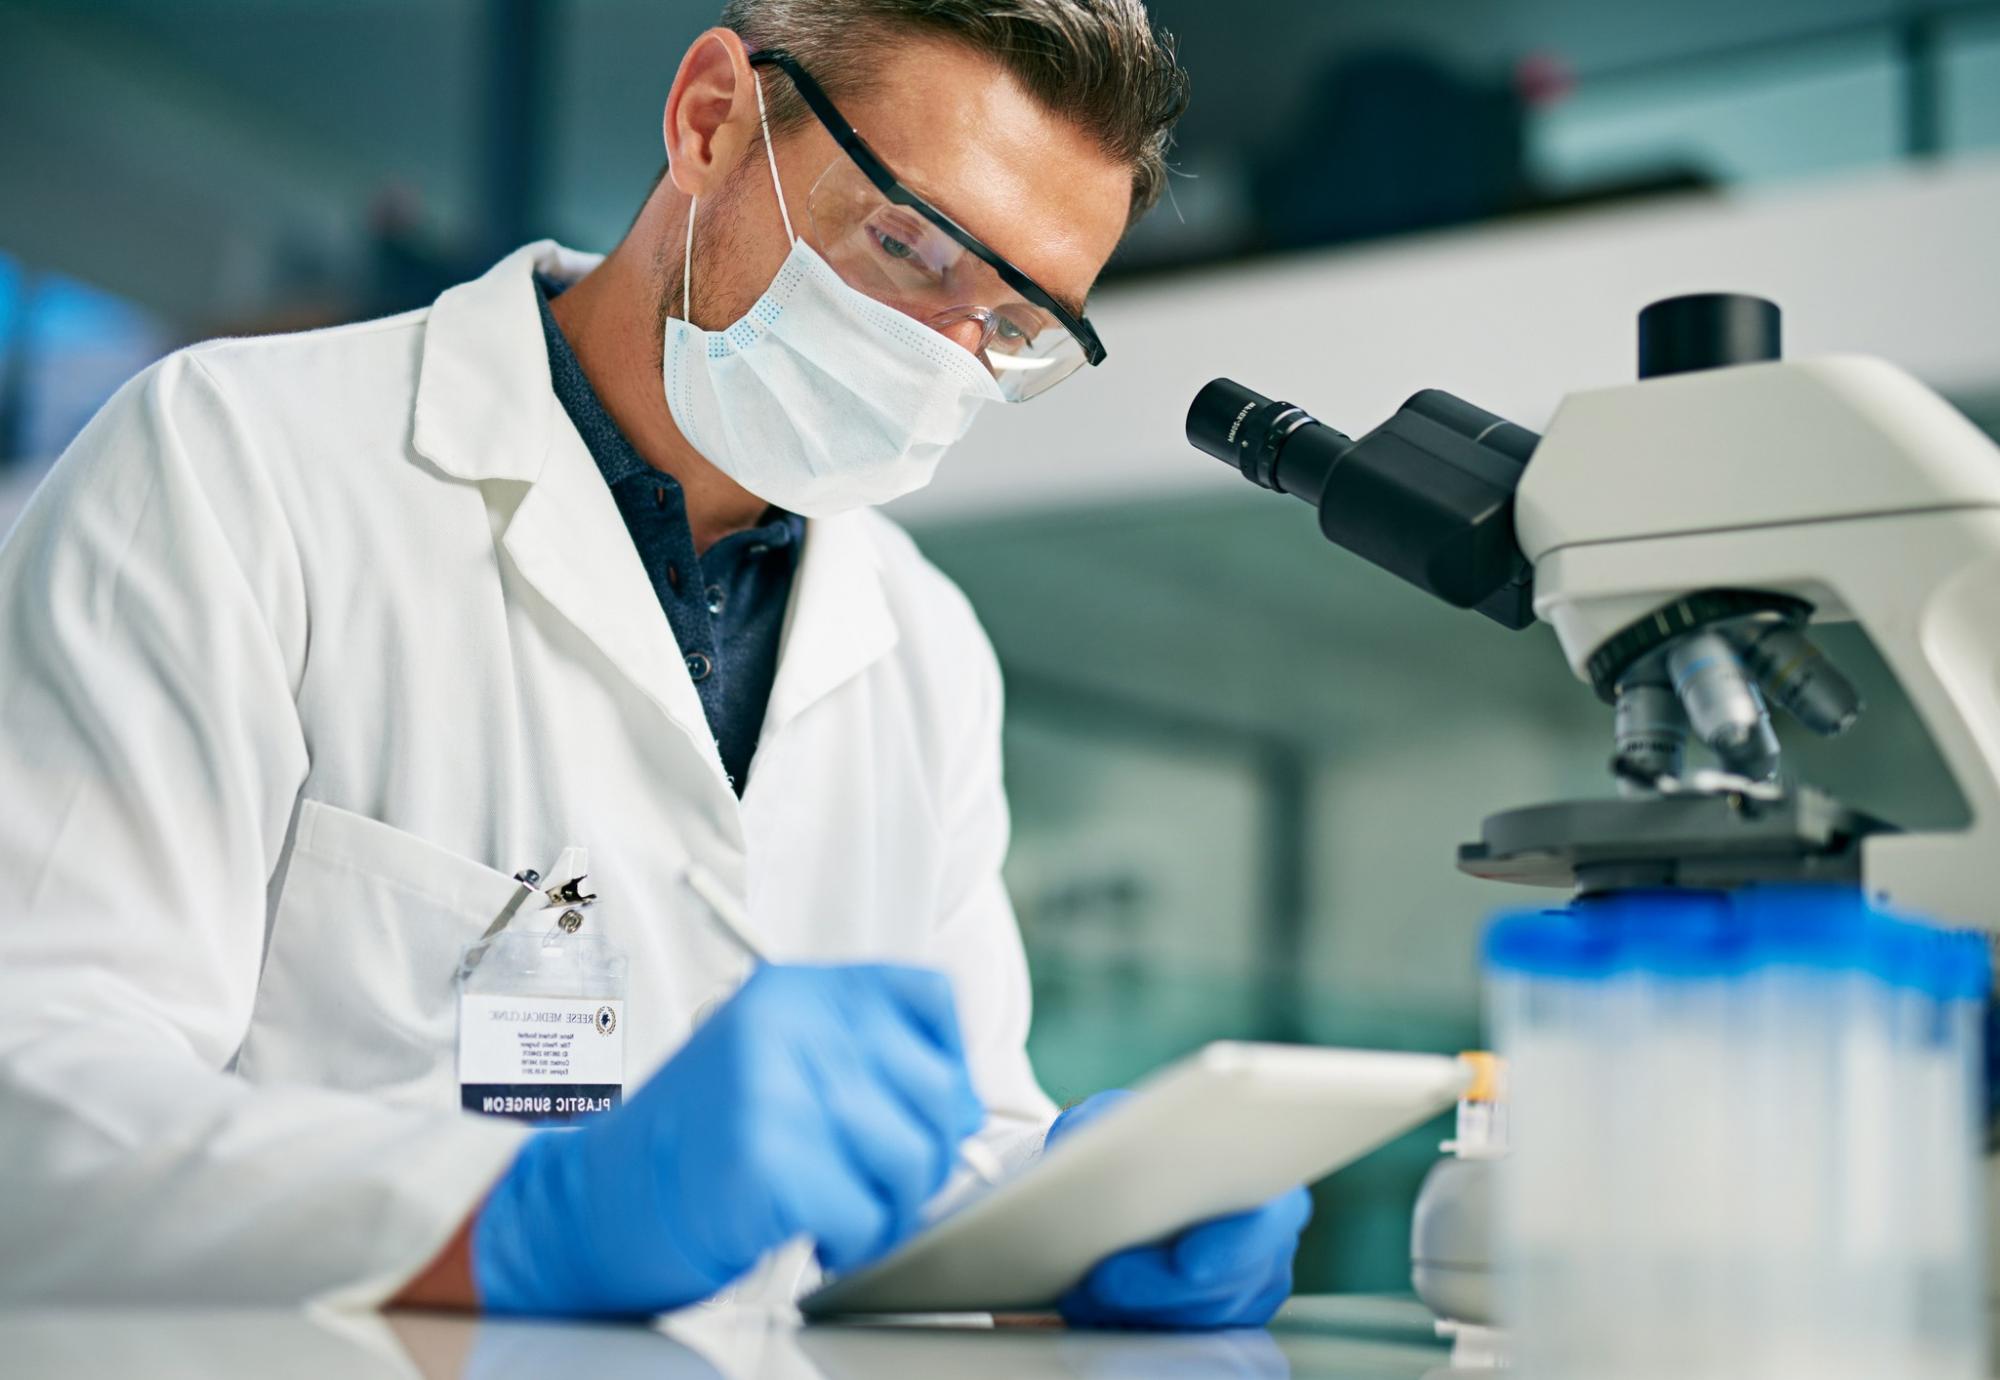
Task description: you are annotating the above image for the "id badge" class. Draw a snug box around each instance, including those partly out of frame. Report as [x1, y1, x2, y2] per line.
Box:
[457, 853, 628, 1126]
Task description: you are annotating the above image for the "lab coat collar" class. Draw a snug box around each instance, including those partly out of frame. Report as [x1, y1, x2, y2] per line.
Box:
[505, 417, 725, 775]
[412, 241, 902, 790]
[412, 240, 601, 485]
[763, 510, 899, 741]
[414, 241, 724, 790]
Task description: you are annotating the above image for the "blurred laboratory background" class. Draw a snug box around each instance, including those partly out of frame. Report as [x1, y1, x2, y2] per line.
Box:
[5, 0, 1999, 1294]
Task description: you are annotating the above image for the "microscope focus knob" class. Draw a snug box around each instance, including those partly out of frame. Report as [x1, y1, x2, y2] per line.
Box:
[1638, 293, 1782, 379]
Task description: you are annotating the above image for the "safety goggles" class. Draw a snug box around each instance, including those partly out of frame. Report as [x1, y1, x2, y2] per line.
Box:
[749, 49, 1106, 402]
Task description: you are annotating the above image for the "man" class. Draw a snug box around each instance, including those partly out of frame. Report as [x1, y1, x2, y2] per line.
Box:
[0, 0, 1309, 1324]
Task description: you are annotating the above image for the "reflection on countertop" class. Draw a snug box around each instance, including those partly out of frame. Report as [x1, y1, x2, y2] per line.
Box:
[0, 1295, 1460, 1380]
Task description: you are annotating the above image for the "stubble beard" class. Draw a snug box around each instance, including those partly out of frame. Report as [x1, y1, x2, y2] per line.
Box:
[650, 168, 750, 373]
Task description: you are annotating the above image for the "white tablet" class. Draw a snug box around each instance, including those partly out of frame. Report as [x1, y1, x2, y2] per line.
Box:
[800, 1041, 1470, 1317]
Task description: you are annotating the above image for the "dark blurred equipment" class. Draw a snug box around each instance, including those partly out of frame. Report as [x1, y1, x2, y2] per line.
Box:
[365, 188, 474, 321]
[1185, 378, 1538, 629]
[1252, 49, 1529, 251]
[482, 0, 559, 264]
[358, 0, 561, 319]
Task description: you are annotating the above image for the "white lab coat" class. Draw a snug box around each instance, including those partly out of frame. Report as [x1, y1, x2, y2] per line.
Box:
[0, 242, 1056, 1307]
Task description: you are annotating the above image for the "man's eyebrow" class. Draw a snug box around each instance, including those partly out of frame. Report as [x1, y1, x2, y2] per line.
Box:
[895, 167, 1090, 321]
[1003, 284, 1087, 322]
[1049, 288, 1089, 320]
[1001, 272, 1086, 320]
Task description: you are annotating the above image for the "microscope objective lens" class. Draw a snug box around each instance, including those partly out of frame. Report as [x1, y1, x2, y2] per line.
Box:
[1666, 631, 1781, 781]
[1742, 626, 1863, 737]
[1612, 682, 1688, 789]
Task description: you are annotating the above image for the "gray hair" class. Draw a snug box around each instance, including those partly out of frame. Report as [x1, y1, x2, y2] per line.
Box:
[717, 0, 1189, 224]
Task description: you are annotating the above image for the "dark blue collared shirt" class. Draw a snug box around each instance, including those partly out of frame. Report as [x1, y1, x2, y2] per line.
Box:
[534, 276, 803, 795]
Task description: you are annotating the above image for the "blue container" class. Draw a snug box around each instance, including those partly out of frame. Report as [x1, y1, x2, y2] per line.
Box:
[1484, 885, 1989, 1379]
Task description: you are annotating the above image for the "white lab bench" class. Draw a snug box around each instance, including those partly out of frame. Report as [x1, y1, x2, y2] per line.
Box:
[0, 1296, 1458, 1379]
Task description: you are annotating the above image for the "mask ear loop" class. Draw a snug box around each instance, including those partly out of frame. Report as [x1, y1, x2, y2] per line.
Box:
[683, 196, 696, 325]
[681, 61, 797, 326]
[749, 66, 797, 244]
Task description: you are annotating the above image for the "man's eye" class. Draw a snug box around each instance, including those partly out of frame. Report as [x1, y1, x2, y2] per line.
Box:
[873, 230, 918, 262]
[992, 311, 1045, 349]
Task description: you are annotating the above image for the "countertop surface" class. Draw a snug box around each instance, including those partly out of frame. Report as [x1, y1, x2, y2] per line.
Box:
[0, 1295, 1466, 1380]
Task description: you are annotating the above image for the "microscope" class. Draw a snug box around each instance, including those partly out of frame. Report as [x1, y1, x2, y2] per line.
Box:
[1186, 292, 2000, 930]
[1188, 294, 2000, 1359]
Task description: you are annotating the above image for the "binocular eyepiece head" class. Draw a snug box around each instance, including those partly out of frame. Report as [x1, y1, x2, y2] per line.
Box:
[1185, 379, 1538, 629]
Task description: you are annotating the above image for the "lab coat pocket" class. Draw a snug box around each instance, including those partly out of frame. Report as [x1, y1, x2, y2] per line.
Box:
[236, 799, 524, 1106]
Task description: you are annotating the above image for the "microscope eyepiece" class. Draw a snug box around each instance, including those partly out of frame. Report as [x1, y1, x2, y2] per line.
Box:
[1185, 379, 1279, 474]
[1185, 378, 1541, 629]
[1186, 379, 1350, 500]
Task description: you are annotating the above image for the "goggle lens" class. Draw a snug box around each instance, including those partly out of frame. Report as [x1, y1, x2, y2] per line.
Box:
[806, 158, 1088, 402]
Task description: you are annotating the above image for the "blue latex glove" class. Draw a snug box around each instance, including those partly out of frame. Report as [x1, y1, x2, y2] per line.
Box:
[1049, 1090, 1312, 1330]
[472, 963, 985, 1316]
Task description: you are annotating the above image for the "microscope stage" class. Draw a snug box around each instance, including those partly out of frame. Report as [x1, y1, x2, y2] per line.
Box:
[1458, 787, 1893, 894]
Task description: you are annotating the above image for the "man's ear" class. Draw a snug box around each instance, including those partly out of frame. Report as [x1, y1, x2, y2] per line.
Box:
[662, 28, 762, 201]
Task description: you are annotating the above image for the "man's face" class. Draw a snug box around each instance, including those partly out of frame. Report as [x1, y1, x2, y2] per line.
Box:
[670, 36, 1134, 368]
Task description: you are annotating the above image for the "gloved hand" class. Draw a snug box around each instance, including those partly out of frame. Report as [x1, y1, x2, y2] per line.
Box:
[472, 963, 985, 1316]
[1049, 1091, 1312, 1331]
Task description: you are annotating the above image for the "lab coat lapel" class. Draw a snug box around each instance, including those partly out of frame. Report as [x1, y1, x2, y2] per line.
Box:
[411, 241, 722, 781]
[763, 512, 899, 736]
[501, 427, 718, 759]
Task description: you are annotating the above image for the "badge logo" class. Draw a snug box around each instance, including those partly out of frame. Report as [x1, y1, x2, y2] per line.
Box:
[595, 1004, 618, 1036]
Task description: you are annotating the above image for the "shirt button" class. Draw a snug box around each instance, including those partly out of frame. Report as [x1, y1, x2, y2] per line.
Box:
[748, 543, 769, 559]
[706, 583, 727, 616]
[685, 651, 713, 682]
[666, 563, 682, 592]
[653, 485, 668, 509]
